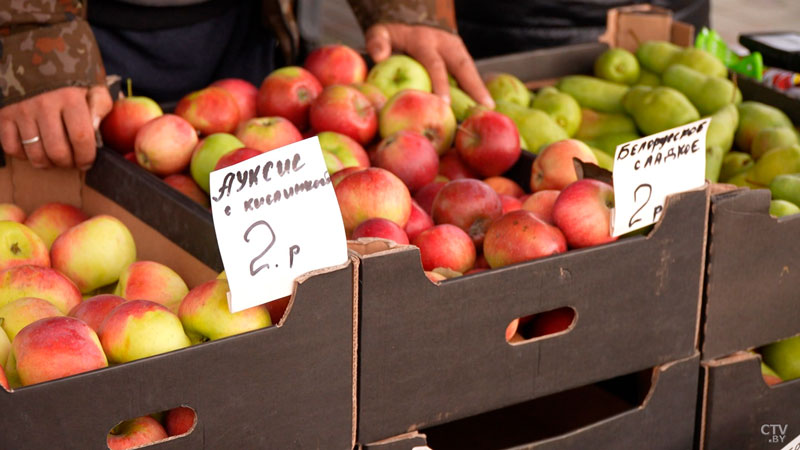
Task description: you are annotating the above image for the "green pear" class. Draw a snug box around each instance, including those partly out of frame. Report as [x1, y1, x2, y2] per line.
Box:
[449, 85, 477, 122]
[762, 335, 800, 381]
[622, 85, 700, 136]
[761, 360, 784, 385]
[662, 64, 737, 115]
[769, 199, 800, 217]
[583, 132, 641, 156]
[726, 169, 763, 189]
[589, 147, 614, 171]
[556, 75, 629, 114]
[769, 173, 800, 206]
[706, 145, 725, 183]
[748, 144, 800, 186]
[0, 321, 9, 374]
[706, 103, 739, 154]
[751, 127, 800, 160]
[635, 68, 661, 87]
[635, 40, 683, 74]
[495, 100, 568, 154]
[667, 47, 728, 78]
[531, 86, 582, 136]
[594, 47, 640, 85]
[486, 73, 531, 107]
[720, 151, 754, 182]
[735, 101, 794, 153]
[575, 108, 637, 141]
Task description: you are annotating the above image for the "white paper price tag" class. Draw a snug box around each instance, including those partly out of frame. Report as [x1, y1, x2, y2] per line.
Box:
[209, 136, 348, 313]
[611, 118, 710, 237]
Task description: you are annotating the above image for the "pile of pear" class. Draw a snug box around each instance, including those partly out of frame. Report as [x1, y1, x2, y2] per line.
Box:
[462, 40, 800, 212]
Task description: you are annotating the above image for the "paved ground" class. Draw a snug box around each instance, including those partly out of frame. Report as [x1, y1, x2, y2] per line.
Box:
[319, 0, 800, 56]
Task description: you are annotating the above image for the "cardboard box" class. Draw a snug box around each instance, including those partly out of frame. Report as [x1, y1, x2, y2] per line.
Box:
[0, 159, 357, 449]
[598, 4, 694, 52]
[699, 351, 800, 449]
[352, 183, 708, 443]
[701, 188, 800, 361]
[363, 353, 700, 450]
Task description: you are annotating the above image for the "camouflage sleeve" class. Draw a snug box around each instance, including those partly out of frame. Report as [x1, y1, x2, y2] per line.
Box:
[0, 0, 106, 107]
[347, 0, 457, 34]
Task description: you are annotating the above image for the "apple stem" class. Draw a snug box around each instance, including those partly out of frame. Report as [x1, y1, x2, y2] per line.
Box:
[126, 78, 133, 98]
[456, 124, 477, 140]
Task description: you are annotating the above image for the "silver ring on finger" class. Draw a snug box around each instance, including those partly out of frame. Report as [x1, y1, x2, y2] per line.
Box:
[21, 135, 41, 145]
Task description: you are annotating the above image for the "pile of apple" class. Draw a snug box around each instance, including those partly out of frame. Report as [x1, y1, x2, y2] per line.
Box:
[0, 202, 288, 449]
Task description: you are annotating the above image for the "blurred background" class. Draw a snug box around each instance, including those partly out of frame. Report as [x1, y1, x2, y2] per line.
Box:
[317, 0, 800, 56]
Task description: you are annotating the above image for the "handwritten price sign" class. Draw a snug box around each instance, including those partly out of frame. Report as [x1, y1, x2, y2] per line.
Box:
[209, 137, 348, 313]
[611, 118, 710, 236]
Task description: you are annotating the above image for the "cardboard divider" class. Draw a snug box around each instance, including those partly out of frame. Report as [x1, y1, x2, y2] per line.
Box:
[354, 186, 708, 443]
[363, 353, 700, 450]
[702, 188, 800, 361]
[0, 160, 358, 449]
[700, 351, 800, 449]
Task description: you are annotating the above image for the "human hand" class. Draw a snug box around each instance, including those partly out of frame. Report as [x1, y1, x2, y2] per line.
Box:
[365, 23, 494, 109]
[0, 86, 113, 170]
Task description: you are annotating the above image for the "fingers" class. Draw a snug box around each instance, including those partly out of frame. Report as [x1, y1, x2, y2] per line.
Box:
[38, 106, 74, 168]
[87, 85, 113, 131]
[365, 24, 392, 63]
[0, 118, 24, 160]
[442, 43, 495, 109]
[413, 46, 451, 105]
[63, 99, 97, 171]
[15, 113, 51, 169]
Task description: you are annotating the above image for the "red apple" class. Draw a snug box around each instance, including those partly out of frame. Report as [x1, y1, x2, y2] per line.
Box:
[304, 44, 367, 87]
[107, 416, 168, 450]
[432, 179, 503, 247]
[135, 114, 199, 176]
[0, 364, 8, 391]
[178, 279, 270, 342]
[529, 307, 575, 337]
[530, 139, 597, 192]
[115, 261, 189, 313]
[310, 85, 377, 145]
[352, 218, 410, 245]
[214, 147, 263, 171]
[330, 166, 362, 186]
[266, 295, 291, 325]
[164, 407, 196, 437]
[424, 271, 448, 282]
[483, 210, 567, 269]
[23, 202, 88, 250]
[404, 200, 434, 242]
[235, 117, 302, 153]
[352, 83, 388, 111]
[210, 78, 258, 122]
[100, 96, 163, 154]
[68, 294, 127, 333]
[99, 300, 190, 363]
[13, 316, 107, 386]
[413, 224, 476, 273]
[500, 195, 522, 214]
[380, 90, 457, 155]
[414, 180, 447, 216]
[552, 179, 617, 249]
[0, 222, 49, 272]
[123, 152, 139, 165]
[163, 174, 210, 208]
[438, 149, 477, 180]
[521, 190, 560, 224]
[175, 86, 240, 135]
[0, 203, 25, 223]
[374, 131, 439, 193]
[0, 265, 82, 314]
[484, 176, 524, 197]
[257, 66, 322, 131]
[334, 167, 412, 235]
[456, 109, 521, 177]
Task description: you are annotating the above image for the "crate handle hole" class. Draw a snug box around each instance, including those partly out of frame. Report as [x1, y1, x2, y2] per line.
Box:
[106, 406, 197, 449]
[506, 307, 576, 344]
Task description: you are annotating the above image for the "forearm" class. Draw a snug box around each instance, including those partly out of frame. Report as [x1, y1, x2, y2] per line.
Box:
[0, 0, 105, 107]
[347, 0, 456, 33]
